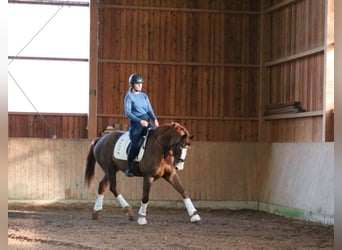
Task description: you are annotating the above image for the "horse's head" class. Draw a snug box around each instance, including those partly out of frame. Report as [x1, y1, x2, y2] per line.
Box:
[167, 123, 194, 170]
[151, 122, 194, 170]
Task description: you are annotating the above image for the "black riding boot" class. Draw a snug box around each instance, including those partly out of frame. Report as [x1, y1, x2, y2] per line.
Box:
[125, 147, 137, 177]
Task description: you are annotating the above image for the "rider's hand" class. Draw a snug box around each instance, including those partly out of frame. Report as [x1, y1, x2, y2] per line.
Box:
[140, 120, 149, 127]
[154, 119, 159, 127]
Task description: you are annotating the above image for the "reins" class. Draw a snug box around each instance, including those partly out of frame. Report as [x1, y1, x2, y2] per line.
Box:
[149, 129, 187, 160]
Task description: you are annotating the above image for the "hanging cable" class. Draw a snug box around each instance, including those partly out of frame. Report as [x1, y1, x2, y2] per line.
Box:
[8, 70, 57, 139]
[8, 2, 69, 138]
[8, 4, 64, 66]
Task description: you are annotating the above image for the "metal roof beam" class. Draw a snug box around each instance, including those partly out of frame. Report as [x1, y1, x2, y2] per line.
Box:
[8, 0, 89, 7]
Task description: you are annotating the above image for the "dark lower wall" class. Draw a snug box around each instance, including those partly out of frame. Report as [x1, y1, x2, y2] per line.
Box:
[8, 112, 88, 138]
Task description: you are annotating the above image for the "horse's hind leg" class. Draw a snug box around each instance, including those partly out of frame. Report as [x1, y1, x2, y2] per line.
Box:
[108, 172, 135, 221]
[92, 175, 109, 220]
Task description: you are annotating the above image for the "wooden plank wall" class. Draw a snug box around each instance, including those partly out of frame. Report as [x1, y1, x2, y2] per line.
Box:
[8, 0, 333, 142]
[95, 0, 261, 141]
[8, 138, 262, 202]
[8, 112, 88, 138]
[8, 138, 91, 200]
[260, 0, 332, 142]
[8, 138, 334, 224]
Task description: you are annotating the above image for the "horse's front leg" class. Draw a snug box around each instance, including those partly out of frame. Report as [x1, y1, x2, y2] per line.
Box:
[164, 170, 201, 223]
[137, 176, 154, 225]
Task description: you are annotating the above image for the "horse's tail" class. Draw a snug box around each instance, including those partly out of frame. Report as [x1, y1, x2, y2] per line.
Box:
[84, 137, 100, 188]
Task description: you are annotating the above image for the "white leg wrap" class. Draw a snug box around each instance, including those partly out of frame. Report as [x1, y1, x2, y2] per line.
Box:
[183, 198, 197, 216]
[137, 202, 148, 225]
[117, 194, 130, 208]
[138, 202, 148, 216]
[94, 194, 104, 211]
[184, 198, 201, 222]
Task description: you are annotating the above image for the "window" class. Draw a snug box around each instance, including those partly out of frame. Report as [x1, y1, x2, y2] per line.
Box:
[8, 1, 90, 113]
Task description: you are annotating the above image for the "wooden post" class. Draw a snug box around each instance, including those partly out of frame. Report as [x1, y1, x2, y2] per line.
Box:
[323, 0, 334, 141]
[258, 0, 266, 142]
[88, 0, 98, 138]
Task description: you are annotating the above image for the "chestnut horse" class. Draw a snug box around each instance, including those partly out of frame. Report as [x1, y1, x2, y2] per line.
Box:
[84, 122, 201, 225]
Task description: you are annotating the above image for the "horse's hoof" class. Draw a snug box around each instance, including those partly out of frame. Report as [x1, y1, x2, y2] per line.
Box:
[125, 206, 135, 221]
[190, 213, 201, 223]
[137, 216, 147, 225]
[92, 210, 101, 220]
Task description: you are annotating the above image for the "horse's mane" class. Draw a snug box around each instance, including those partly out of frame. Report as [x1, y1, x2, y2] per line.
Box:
[157, 122, 189, 137]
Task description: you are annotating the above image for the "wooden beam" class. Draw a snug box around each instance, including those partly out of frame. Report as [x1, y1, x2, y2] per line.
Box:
[323, 0, 334, 141]
[87, 0, 97, 138]
[98, 4, 260, 15]
[97, 113, 259, 121]
[8, 111, 87, 116]
[8, 56, 88, 62]
[264, 0, 295, 14]
[98, 59, 259, 68]
[264, 46, 325, 67]
[258, 0, 265, 142]
[263, 111, 323, 121]
[8, 0, 89, 7]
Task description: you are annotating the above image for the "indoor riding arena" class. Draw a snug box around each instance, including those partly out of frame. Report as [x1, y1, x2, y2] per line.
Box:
[8, 0, 334, 249]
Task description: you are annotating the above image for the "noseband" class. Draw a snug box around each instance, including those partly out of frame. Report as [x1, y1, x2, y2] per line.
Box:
[169, 135, 188, 163]
[151, 133, 189, 164]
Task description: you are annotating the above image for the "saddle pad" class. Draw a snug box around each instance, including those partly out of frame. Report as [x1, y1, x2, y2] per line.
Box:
[113, 132, 145, 161]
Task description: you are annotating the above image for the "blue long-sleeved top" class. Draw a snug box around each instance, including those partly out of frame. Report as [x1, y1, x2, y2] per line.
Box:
[124, 91, 157, 124]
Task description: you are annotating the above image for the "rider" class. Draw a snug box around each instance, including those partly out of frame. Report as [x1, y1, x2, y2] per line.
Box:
[124, 73, 159, 177]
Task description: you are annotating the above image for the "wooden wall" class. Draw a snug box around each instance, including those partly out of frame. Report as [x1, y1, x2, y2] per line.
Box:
[8, 112, 88, 138]
[8, 138, 334, 224]
[259, 0, 334, 142]
[89, 0, 261, 141]
[87, 0, 333, 142]
[8, 138, 262, 201]
[8, 0, 333, 142]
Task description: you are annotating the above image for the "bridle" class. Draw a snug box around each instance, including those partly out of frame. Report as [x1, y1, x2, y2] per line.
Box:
[151, 132, 189, 169]
[169, 134, 189, 163]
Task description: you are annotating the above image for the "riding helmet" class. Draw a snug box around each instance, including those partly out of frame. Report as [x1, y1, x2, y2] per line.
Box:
[128, 73, 144, 86]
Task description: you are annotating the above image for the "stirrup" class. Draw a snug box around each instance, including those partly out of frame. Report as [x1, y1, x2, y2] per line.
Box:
[125, 168, 134, 177]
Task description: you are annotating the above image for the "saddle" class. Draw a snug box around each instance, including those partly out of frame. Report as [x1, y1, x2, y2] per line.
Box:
[113, 131, 148, 161]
